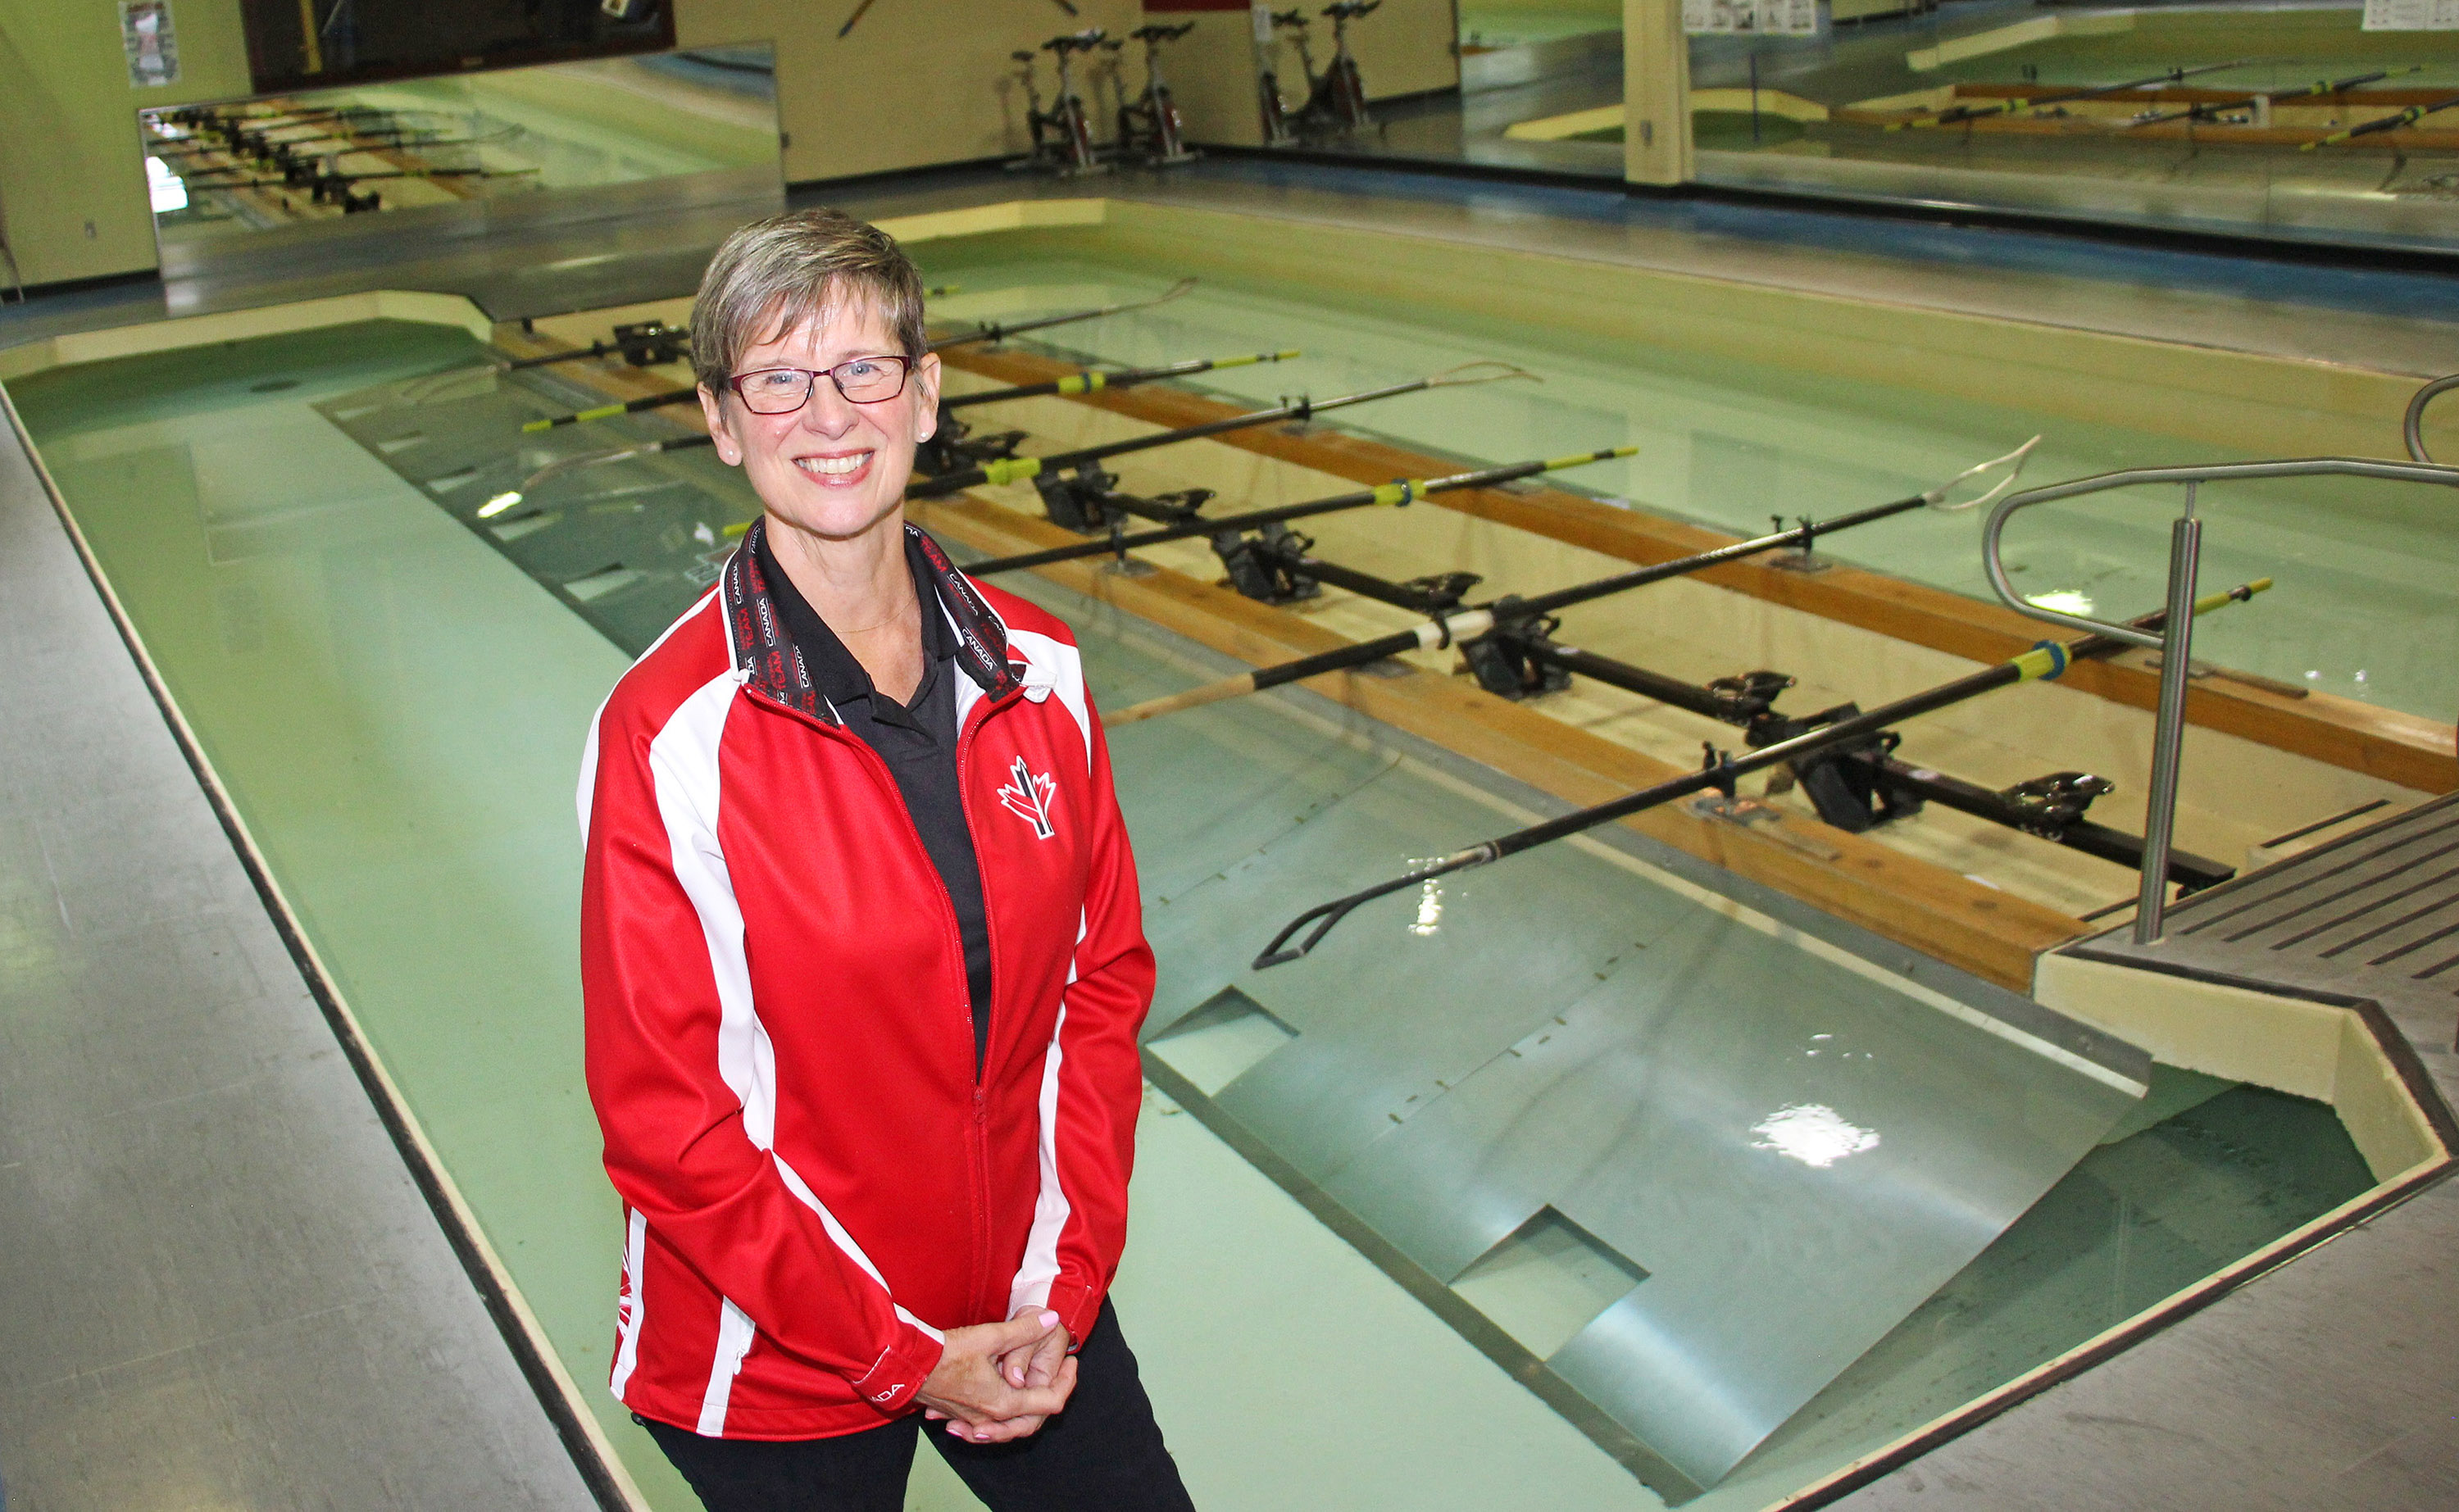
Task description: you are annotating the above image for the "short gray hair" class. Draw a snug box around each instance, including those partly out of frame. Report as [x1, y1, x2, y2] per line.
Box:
[690, 207, 927, 393]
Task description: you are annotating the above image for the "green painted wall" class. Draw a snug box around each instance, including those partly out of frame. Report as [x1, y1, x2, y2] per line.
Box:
[0, 0, 252, 287]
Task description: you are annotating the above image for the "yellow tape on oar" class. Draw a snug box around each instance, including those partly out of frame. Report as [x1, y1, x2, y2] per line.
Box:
[1371, 479, 1422, 506]
[2011, 578, 2272, 682]
[1214, 348, 1303, 370]
[521, 402, 625, 433]
[2011, 642, 2070, 682]
[980, 456, 1044, 487]
[1542, 445, 1639, 470]
[1054, 372, 1109, 397]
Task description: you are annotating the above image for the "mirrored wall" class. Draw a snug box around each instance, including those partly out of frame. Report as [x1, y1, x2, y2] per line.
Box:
[141, 43, 783, 265]
[1685, 1, 2459, 253]
[1234, 1, 2459, 255]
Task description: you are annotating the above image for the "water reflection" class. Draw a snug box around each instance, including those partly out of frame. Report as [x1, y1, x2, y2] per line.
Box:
[1752, 1102, 1882, 1169]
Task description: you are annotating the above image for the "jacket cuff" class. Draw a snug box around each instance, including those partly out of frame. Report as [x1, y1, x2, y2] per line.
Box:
[1043, 1277, 1103, 1351]
[850, 1326, 943, 1414]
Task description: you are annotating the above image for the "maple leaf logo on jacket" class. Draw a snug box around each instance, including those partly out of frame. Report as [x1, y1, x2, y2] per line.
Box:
[996, 756, 1058, 840]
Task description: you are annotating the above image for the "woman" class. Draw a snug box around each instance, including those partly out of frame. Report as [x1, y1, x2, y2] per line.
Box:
[579, 207, 1192, 1512]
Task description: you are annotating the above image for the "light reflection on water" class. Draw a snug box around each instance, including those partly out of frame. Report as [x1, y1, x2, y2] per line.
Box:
[1409, 858, 1446, 938]
[1752, 1103, 1883, 1169]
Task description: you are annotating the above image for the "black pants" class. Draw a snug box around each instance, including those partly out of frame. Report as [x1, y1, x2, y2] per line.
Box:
[642, 1302, 1194, 1512]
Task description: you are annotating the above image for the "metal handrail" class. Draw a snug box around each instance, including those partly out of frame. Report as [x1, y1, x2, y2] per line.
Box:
[2406, 373, 2459, 463]
[1981, 452, 2459, 942]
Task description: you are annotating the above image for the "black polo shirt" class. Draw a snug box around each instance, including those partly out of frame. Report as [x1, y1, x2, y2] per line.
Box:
[754, 529, 995, 1070]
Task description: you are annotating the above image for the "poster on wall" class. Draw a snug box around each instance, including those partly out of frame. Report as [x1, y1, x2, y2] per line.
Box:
[2362, 0, 2459, 29]
[1684, 0, 1822, 35]
[121, 1, 180, 87]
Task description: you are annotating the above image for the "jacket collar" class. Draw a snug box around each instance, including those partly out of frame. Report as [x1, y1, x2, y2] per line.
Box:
[722, 518, 1023, 720]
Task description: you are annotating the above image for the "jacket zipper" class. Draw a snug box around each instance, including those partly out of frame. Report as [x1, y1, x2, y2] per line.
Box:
[956, 692, 1007, 1318]
[747, 678, 1016, 1323]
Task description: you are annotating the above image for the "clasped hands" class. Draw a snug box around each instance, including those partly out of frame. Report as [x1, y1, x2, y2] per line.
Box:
[915, 1306, 1076, 1444]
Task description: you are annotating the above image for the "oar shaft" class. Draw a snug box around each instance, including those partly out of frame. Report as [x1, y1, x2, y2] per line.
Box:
[1252, 580, 2270, 966]
[1497, 584, 2257, 856]
[966, 447, 1627, 576]
[908, 378, 1430, 499]
[2134, 68, 2398, 126]
[927, 279, 1193, 352]
[1107, 464, 1928, 728]
[2307, 93, 2459, 147]
[1920, 60, 2247, 127]
[943, 349, 1298, 411]
[1516, 492, 1926, 618]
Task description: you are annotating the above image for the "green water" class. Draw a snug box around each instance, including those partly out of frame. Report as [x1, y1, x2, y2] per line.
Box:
[900, 252, 2459, 727]
[7, 322, 2379, 1509]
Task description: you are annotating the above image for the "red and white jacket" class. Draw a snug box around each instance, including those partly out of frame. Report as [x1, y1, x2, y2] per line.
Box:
[577, 524, 1153, 1441]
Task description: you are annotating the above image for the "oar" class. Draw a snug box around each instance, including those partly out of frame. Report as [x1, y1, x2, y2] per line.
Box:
[494, 283, 970, 375]
[482, 361, 1529, 517]
[156, 125, 454, 157]
[2125, 66, 2420, 129]
[925, 277, 1196, 351]
[961, 446, 1636, 577]
[1250, 576, 2273, 968]
[906, 361, 1539, 501]
[1105, 439, 2039, 728]
[477, 436, 716, 518]
[515, 346, 1294, 434]
[1894, 60, 2253, 130]
[179, 167, 539, 189]
[943, 348, 1302, 411]
[398, 284, 968, 403]
[2302, 93, 2459, 149]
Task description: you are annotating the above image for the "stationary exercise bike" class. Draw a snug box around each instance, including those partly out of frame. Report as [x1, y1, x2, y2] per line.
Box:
[1257, 26, 1298, 147]
[1273, 3, 1379, 142]
[1113, 22, 1198, 166]
[1009, 30, 1111, 178]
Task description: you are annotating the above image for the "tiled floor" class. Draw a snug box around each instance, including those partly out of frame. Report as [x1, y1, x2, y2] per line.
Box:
[0, 403, 602, 1510]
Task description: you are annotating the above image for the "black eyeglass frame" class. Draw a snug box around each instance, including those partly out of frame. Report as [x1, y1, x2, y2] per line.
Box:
[723, 355, 915, 414]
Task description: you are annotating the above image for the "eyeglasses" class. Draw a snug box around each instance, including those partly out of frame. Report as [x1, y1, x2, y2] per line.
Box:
[725, 355, 912, 414]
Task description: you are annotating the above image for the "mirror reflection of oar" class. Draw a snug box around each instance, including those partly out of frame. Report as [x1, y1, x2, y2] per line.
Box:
[926, 277, 1194, 351]
[1894, 59, 2252, 130]
[943, 347, 1301, 411]
[178, 166, 540, 190]
[1251, 573, 2272, 969]
[516, 345, 1295, 434]
[477, 435, 716, 518]
[2127, 65, 2420, 129]
[962, 445, 1635, 578]
[2302, 93, 2459, 149]
[907, 361, 1541, 501]
[403, 285, 966, 403]
[1107, 438, 2039, 728]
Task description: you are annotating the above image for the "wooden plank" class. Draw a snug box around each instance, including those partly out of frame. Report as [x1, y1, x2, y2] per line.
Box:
[937, 343, 2459, 795]
[910, 493, 2085, 991]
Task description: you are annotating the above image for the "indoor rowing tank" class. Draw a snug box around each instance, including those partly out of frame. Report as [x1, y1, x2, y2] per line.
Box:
[5, 195, 2448, 1510]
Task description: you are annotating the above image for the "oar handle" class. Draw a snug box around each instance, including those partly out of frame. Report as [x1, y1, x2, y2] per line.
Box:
[944, 349, 1301, 411]
[928, 277, 1197, 350]
[1104, 674, 1260, 728]
[911, 381, 1403, 497]
[963, 445, 1633, 576]
[1251, 578, 2274, 967]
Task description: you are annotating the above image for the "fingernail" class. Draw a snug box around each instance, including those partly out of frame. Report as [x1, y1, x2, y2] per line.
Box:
[1039, 1310, 1059, 1328]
